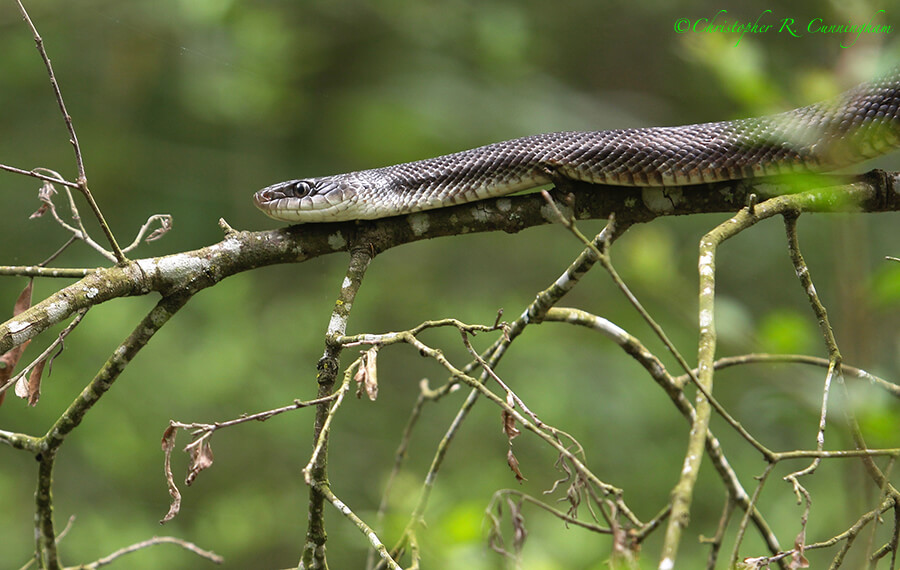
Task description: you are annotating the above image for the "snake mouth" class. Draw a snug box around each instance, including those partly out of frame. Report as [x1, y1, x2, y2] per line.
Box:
[252, 188, 285, 217]
[253, 187, 287, 206]
[254, 179, 311, 206]
[253, 188, 277, 205]
[253, 180, 311, 214]
[253, 179, 361, 223]
[252, 183, 307, 221]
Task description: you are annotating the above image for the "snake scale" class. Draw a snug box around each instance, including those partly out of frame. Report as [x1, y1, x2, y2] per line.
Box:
[254, 68, 900, 223]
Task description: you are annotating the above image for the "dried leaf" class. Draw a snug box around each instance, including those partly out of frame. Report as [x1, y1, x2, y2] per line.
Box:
[501, 409, 519, 440]
[161, 425, 177, 452]
[29, 203, 50, 219]
[790, 530, 809, 568]
[363, 347, 378, 400]
[15, 358, 45, 406]
[13, 376, 27, 398]
[507, 448, 526, 482]
[29, 181, 57, 218]
[506, 496, 527, 553]
[354, 347, 379, 401]
[146, 216, 173, 242]
[486, 501, 511, 558]
[185, 437, 214, 486]
[0, 280, 35, 406]
[565, 477, 582, 519]
[501, 391, 520, 441]
[160, 424, 181, 524]
[13, 280, 34, 316]
[353, 364, 366, 398]
[502, 391, 525, 481]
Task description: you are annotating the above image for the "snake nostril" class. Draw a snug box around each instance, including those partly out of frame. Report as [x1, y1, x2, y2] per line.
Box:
[256, 188, 287, 203]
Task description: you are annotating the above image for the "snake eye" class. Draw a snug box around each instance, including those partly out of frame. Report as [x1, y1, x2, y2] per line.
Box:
[291, 180, 314, 197]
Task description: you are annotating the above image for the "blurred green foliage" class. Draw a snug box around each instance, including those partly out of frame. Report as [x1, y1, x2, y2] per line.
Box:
[1, 1, 899, 568]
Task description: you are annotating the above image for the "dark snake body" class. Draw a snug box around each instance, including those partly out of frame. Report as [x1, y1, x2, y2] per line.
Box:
[255, 68, 900, 223]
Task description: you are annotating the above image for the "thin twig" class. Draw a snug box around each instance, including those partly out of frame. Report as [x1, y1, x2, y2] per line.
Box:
[13, 3, 84, 182]
[690, 353, 900, 399]
[0, 163, 80, 188]
[705, 493, 735, 570]
[366, 379, 451, 570]
[79, 536, 224, 568]
[780, 215, 840, 561]
[0, 265, 93, 278]
[30, 164, 116, 262]
[122, 214, 174, 252]
[730, 463, 777, 567]
[301, 248, 372, 569]
[303, 364, 354, 484]
[38, 235, 78, 267]
[312, 480, 401, 569]
[174, 393, 341, 435]
[158, 391, 343, 517]
[33, 292, 194, 567]
[14, 0, 125, 262]
[0, 308, 88, 399]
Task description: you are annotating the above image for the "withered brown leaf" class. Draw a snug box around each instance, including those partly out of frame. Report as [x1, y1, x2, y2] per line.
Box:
[507, 448, 526, 482]
[0, 280, 35, 406]
[354, 347, 379, 401]
[185, 437, 214, 486]
[15, 357, 45, 406]
[160, 424, 181, 524]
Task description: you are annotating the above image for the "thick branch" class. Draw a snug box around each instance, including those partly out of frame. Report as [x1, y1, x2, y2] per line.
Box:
[3, 174, 898, 358]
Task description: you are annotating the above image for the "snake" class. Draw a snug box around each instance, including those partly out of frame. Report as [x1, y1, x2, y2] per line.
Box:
[254, 68, 900, 223]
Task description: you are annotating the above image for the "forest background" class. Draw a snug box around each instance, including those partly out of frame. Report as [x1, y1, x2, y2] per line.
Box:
[1, 1, 899, 568]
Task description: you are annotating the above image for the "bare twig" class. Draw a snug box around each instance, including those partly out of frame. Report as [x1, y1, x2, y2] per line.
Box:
[13, 4, 84, 181]
[174, 393, 341, 435]
[0, 307, 88, 400]
[14, 0, 124, 262]
[312, 480, 401, 570]
[80, 536, 224, 568]
[705, 493, 735, 569]
[687, 353, 900, 399]
[365, 381, 440, 570]
[301, 248, 372, 569]
[123, 214, 174, 252]
[0, 234, 96, 278]
[0, 266, 93, 278]
[0, 163, 80, 188]
[32, 292, 194, 567]
[32, 179, 118, 262]
[303, 364, 355, 484]
[158, 392, 343, 523]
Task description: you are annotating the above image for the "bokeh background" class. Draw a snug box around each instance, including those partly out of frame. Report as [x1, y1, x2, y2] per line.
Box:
[1, 1, 899, 568]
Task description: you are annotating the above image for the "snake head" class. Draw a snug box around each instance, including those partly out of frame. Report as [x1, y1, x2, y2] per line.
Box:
[253, 174, 373, 223]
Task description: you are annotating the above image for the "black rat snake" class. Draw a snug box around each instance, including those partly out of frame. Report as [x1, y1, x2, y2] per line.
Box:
[254, 68, 900, 223]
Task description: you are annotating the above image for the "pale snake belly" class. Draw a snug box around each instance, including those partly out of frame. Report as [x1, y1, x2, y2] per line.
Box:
[254, 68, 900, 223]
